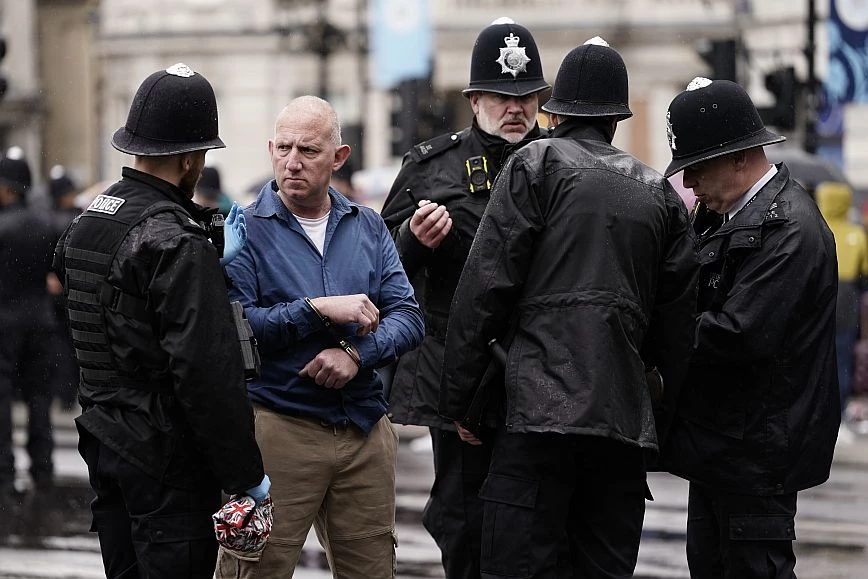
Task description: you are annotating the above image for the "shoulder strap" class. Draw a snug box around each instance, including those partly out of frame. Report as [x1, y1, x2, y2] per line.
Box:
[410, 129, 468, 163]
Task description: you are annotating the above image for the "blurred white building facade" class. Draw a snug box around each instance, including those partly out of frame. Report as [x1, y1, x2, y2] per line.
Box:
[2, 0, 865, 197]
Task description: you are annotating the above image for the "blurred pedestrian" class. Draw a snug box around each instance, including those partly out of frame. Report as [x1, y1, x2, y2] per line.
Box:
[816, 181, 868, 442]
[662, 77, 839, 578]
[380, 17, 550, 578]
[330, 161, 358, 202]
[0, 147, 58, 516]
[194, 165, 233, 217]
[219, 95, 423, 578]
[46, 164, 81, 411]
[439, 38, 699, 578]
[53, 63, 268, 578]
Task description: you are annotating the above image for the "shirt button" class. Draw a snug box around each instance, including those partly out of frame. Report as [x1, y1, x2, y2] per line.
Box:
[749, 236, 756, 243]
[451, 134, 458, 140]
[708, 251, 715, 258]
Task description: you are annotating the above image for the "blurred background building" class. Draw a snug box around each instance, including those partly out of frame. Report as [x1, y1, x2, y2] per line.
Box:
[0, 0, 864, 206]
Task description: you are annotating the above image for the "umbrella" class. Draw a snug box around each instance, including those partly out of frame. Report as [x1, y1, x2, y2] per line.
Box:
[766, 147, 850, 194]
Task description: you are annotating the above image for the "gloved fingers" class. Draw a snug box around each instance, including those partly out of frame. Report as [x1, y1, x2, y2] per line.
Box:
[236, 211, 247, 243]
[226, 201, 239, 225]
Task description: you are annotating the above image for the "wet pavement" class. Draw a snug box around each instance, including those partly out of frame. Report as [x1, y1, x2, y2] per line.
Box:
[3, 403, 868, 577]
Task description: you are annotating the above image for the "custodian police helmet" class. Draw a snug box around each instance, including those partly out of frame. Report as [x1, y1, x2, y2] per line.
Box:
[0, 146, 32, 195]
[111, 63, 226, 156]
[542, 37, 632, 120]
[463, 17, 550, 97]
[664, 77, 784, 178]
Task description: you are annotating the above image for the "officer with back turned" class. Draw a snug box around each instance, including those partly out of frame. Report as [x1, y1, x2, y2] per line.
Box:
[440, 38, 699, 578]
[380, 17, 549, 579]
[53, 63, 268, 578]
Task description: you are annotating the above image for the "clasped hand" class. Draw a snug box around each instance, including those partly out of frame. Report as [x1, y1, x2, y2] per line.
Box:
[300, 348, 359, 389]
[308, 294, 379, 336]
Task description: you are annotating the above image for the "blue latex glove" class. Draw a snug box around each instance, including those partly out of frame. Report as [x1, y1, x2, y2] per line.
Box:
[245, 474, 271, 505]
[219, 202, 247, 266]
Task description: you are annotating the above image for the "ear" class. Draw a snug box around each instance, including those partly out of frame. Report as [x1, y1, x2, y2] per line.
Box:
[179, 152, 194, 173]
[469, 92, 481, 114]
[333, 144, 351, 171]
[730, 150, 749, 171]
[268, 139, 274, 157]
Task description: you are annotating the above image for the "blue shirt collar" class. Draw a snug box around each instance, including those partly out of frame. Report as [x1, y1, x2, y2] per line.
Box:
[252, 180, 358, 222]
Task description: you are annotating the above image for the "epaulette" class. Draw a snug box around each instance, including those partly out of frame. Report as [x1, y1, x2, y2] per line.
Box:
[409, 128, 468, 163]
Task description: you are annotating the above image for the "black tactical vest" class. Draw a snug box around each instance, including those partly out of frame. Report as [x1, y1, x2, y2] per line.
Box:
[63, 187, 194, 393]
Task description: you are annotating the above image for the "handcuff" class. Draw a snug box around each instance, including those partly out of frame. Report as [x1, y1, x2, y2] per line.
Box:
[304, 297, 361, 367]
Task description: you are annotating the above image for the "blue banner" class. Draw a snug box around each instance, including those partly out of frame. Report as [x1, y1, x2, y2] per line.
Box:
[823, 0, 868, 107]
[369, 0, 432, 89]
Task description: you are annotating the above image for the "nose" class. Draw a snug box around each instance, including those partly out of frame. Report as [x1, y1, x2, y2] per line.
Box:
[505, 97, 524, 112]
[285, 149, 302, 171]
[681, 169, 697, 189]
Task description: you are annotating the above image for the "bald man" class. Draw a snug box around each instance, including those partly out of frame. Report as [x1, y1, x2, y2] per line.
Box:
[219, 96, 424, 578]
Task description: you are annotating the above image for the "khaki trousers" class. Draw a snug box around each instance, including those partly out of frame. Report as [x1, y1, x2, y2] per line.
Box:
[217, 406, 398, 578]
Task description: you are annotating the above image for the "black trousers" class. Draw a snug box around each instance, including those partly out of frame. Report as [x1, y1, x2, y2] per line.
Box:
[479, 431, 647, 579]
[686, 482, 797, 579]
[78, 427, 221, 578]
[423, 427, 492, 579]
[0, 312, 55, 493]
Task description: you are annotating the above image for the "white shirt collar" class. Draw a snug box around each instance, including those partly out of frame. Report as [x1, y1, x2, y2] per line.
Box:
[726, 164, 778, 221]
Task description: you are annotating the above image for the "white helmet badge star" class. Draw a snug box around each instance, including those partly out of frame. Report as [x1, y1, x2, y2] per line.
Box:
[496, 33, 531, 78]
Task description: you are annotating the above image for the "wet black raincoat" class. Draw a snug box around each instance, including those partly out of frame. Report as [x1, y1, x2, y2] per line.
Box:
[664, 164, 839, 495]
[440, 122, 699, 450]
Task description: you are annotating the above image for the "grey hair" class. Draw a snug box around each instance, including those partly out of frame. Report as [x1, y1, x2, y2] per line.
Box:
[276, 95, 342, 146]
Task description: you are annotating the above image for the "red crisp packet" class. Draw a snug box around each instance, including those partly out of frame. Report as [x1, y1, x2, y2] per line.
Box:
[213, 494, 273, 553]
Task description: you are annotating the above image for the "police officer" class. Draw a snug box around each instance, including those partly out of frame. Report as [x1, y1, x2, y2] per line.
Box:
[0, 147, 58, 517]
[380, 17, 549, 579]
[53, 63, 268, 578]
[440, 38, 699, 578]
[662, 78, 839, 579]
[46, 165, 81, 411]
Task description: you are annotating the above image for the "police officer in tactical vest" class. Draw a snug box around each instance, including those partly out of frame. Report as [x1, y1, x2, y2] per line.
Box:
[380, 17, 549, 579]
[53, 63, 269, 578]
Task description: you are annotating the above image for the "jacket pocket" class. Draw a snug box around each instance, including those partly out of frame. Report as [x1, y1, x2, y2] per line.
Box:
[478, 474, 538, 578]
[729, 515, 796, 541]
[215, 546, 262, 579]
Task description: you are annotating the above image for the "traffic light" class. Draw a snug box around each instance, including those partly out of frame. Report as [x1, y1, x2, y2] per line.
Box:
[758, 66, 797, 131]
[697, 39, 737, 82]
[0, 36, 7, 100]
[389, 80, 418, 158]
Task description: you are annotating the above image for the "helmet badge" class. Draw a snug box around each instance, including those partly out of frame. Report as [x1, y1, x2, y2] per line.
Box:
[496, 33, 531, 78]
[666, 111, 677, 151]
[166, 63, 196, 78]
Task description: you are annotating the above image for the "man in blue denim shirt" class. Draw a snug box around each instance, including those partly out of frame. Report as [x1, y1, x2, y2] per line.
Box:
[219, 96, 423, 578]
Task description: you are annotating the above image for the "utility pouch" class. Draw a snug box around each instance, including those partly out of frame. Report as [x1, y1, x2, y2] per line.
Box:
[230, 301, 261, 381]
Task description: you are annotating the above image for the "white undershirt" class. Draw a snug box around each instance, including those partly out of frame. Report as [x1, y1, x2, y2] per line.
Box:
[295, 213, 330, 255]
[726, 165, 778, 221]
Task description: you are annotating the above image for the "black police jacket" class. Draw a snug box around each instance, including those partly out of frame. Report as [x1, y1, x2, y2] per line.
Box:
[381, 121, 544, 429]
[440, 121, 699, 451]
[663, 164, 839, 495]
[0, 202, 57, 327]
[53, 167, 264, 493]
